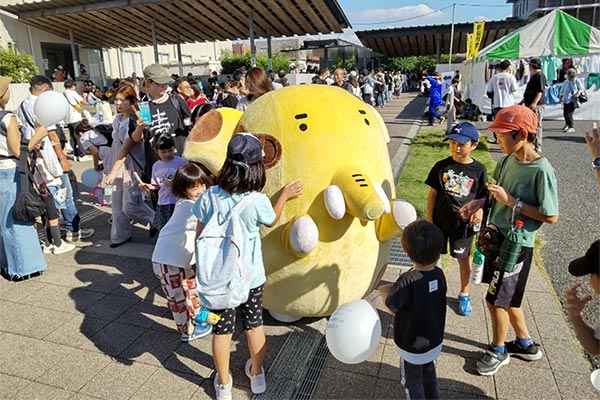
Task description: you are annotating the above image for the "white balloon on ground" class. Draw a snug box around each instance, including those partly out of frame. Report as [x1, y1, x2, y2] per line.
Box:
[33, 91, 69, 127]
[81, 168, 101, 188]
[326, 299, 381, 364]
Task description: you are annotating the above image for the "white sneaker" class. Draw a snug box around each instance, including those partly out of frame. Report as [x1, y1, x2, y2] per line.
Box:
[566, 127, 575, 133]
[52, 241, 76, 255]
[41, 243, 54, 254]
[214, 373, 232, 400]
[245, 359, 266, 394]
[562, 125, 569, 131]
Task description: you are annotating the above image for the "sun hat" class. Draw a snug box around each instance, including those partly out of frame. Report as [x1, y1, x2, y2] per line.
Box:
[0, 76, 12, 98]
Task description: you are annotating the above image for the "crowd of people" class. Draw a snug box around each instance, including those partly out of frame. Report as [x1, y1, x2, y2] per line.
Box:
[0, 58, 597, 400]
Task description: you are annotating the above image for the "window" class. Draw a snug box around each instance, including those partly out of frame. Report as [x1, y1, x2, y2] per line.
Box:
[182, 55, 193, 63]
[159, 53, 170, 64]
[122, 50, 143, 77]
[102, 49, 111, 77]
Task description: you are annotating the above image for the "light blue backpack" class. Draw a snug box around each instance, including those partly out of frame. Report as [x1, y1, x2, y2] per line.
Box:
[195, 187, 260, 310]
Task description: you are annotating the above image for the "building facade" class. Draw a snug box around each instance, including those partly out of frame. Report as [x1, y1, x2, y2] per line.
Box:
[508, 0, 599, 27]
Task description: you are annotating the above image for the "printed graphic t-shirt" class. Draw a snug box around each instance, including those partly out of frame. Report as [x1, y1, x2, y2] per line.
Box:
[152, 156, 188, 205]
[425, 156, 488, 236]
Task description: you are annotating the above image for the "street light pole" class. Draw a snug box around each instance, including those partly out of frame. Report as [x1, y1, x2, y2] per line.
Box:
[448, 3, 456, 72]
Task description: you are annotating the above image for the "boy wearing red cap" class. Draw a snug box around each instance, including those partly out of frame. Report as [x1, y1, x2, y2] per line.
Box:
[461, 105, 559, 375]
[566, 240, 600, 355]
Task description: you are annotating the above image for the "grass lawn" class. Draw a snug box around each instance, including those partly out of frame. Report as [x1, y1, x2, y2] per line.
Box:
[395, 128, 496, 219]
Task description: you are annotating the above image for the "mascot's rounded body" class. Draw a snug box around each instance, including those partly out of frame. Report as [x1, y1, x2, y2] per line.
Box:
[184, 85, 414, 318]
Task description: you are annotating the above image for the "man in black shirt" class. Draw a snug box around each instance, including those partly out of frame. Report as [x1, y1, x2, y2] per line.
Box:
[520, 58, 546, 152]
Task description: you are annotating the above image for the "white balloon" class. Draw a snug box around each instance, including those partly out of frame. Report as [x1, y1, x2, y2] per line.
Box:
[326, 300, 381, 364]
[33, 91, 69, 127]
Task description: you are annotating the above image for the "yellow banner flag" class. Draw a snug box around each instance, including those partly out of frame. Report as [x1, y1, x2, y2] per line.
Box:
[472, 21, 485, 57]
[466, 33, 473, 59]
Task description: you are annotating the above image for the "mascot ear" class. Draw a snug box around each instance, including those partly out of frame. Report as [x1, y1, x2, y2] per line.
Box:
[255, 133, 282, 169]
[188, 109, 222, 142]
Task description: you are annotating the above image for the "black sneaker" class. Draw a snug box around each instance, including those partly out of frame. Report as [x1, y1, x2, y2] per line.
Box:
[476, 345, 510, 376]
[505, 339, 543, 361]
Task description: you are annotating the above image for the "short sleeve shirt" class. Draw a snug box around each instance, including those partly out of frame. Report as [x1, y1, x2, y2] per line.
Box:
[425, 157, 488, 235]
[81, 128, 111, 164]
[151, 156, 187, 205]
[490, 155, 559, 247]
[523, 72, 546, 106]
[146, 95, 191, 138]
[192, 186, 276, 288]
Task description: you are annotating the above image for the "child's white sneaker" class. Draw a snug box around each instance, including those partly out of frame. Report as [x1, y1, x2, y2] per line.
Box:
[52, 241, 76, 255]
[41, 243, 54, 254]
[213, 373, 232, 400]
[245, 358, 266, 394]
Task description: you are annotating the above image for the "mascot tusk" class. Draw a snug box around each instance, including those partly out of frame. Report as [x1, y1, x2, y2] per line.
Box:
[281, 214, 319, 258]
[372, 183, 391, 214]
[331, 166, 384, 221]
[375, 199, 418, 242]
[324, 185, 346, 220]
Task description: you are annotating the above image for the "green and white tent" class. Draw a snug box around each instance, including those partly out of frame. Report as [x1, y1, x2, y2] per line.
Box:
[464, 9, 600, 120]
[475, 9, 600, 61]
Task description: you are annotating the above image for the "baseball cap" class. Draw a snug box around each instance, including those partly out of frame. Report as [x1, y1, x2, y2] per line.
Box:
[529, 58, 542, 69]
[444, 122, 479, 144]
[568, 240, 600, 277]
[488, 105, 538, 134]
[143, 64, 172, 84]
[227, 133, 264, 167]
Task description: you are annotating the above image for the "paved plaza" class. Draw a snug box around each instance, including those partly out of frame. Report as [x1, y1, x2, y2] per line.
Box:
[0, 93, 598, 399]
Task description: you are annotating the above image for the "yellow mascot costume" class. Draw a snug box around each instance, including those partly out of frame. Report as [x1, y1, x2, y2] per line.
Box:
[184, 85, 416, 319]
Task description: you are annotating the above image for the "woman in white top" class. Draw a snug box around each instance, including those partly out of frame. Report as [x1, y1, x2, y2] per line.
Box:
[0, 76, 49, 281]
[104, 83, 155, 247]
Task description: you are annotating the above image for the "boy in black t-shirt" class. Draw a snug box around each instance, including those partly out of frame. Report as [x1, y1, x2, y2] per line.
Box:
[378, 220, 446, 399]
[425, 122, 487, 316]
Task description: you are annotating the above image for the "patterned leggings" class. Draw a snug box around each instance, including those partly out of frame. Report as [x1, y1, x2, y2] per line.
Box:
[153, 262, 201, 334]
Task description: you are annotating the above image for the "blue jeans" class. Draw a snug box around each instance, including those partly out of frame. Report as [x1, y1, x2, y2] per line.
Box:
[60, 173, 80, 233]
[0, 167, 46, 277]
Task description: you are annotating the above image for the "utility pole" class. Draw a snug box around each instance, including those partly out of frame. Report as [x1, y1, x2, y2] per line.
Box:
[448, 3, 456, 72]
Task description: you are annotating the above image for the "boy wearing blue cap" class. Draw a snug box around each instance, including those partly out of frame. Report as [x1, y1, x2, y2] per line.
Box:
[425, 122, 488, 316]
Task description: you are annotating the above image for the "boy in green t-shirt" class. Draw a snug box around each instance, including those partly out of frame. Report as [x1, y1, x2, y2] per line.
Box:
[460, 105, 559, 376]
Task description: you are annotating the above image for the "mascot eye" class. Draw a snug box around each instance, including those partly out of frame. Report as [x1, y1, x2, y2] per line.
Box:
[295, 113, 308, 132]
[358, 109, 370, 126]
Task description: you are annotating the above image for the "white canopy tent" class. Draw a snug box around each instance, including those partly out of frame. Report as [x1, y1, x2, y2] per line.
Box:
[463, 10, 600, 120]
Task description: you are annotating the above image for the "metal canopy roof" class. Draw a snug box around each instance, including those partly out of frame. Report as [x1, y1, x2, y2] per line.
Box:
[355, 19, 525, 58]
[0, 0, 350, 48]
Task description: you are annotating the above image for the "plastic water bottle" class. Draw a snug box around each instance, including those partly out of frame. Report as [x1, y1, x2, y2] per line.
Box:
[97, 111, 104, 123]
[194, 307, 221, 325]
[470, 248, 485, 285]
[496, 220, 524, 273]
[103, 184, 114, 206]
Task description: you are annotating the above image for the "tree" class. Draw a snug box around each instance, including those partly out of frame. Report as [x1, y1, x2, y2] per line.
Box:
[331, 56, 355, 72]
[220, 51, 290, 74]
[0, 47, 38, 83]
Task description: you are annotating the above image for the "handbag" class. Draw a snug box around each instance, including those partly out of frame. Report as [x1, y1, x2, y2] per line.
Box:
[577, 92, 588, 103]
[13, 141, 46, 222]
[475, 156, 511, 260]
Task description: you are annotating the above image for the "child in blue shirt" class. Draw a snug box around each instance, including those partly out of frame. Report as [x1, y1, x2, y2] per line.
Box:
[193, 133, 302, 399]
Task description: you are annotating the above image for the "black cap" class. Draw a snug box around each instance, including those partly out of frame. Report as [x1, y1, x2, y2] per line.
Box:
[529, 58, 542, 69]
[568, 240, 600, 277]
[227, 133, 264, 166]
